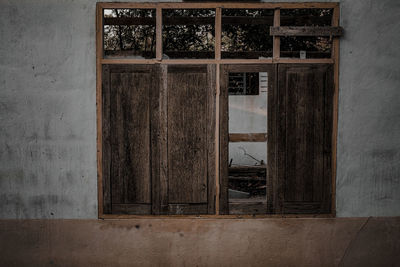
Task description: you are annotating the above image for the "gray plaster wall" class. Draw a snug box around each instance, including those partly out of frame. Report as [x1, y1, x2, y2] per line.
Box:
[0, 0, 399, 218]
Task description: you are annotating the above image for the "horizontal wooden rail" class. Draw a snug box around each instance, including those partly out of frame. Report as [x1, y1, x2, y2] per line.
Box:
[229, 133, 267, 142]
[99, 2, 339, 9]
[270, 26, 344, 37]
[103, 16, 332, 26]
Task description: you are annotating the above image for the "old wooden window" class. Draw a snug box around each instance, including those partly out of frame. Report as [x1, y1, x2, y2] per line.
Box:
[97, 2, 342, 217]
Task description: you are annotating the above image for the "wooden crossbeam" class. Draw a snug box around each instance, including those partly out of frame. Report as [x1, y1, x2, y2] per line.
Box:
[104, 16, 332, 26]
[270, 26, 343, 37]
[229, 133, 267, 142]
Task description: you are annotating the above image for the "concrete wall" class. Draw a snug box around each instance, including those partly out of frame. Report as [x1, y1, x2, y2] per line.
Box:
[0, 0, 400, 219]
[1, 217, 400, 266]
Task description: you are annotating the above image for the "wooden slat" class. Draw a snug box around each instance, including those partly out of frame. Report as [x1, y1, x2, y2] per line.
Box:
[112, 204, 151, 215]
[273, 8, 280, 60]
[151, 65, 161, 215]
[102, 65, 111, 214]
[103, 15, 331, 26]
[100, 58, 334, 65]
[267, 64, 277, 213]
[229, 133, 267, 142]
[283, 202, 324, 214]
[229, 166, 267, 172]
[219, 65, 229, 215]
[270, 26, 343, 37]
[215, 8, 222, 60]
[215, 63, 221, 214]
[207, 65, 217, 214]
[156, 7, 162, 60]
[99, 2, 339, 9]
[159, 65, 168, 214]
[330, 4, 340, 216]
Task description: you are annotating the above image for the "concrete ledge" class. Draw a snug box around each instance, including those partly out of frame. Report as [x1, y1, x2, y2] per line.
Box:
[0, 217, 399, 266]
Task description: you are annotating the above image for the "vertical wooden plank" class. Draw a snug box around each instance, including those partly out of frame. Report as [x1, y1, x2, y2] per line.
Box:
[277, 64, 333, 214]
[96, 3, 104, 217]
[110, 72, 124, 204]
[267, 64, 276, 213]
[167, 66, 208, 204]
[207, 64, 217, 214]
[151, 65, 161, 214]
[215, 63, 220, 215]
[312, 66, 325, 204]
[215, 8, 222, 60]
[322, 65, 334, 212]
[156, 7, 162, 60]
[275, 64, 286, 214]
[331, 4, 340, 215]
[159, 64, 169, 214]
[101, 65, 111, 214]
[110, 66, 152, 207]
[273, 8, 280, 60]
[219, 65, 229, 214]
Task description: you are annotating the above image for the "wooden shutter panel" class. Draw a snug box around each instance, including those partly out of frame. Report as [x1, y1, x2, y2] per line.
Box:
[158, 65, 216, 215]
[276, 64, 333, 214]
[102, 65, 158, 214]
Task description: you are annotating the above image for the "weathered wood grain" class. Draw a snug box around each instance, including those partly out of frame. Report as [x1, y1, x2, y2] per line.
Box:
[277, 64, 333, 214]
[270, 26, 343, 36]
[229, 133, 267, 142]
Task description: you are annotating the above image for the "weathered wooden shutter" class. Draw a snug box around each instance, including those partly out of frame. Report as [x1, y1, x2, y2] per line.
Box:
[102, 65, 159, 214]
[276, 64, 333, 214]
[103, 64, 216, 215]
[156, 65, 216, 215]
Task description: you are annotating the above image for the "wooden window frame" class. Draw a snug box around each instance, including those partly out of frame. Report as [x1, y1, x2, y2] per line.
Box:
[96, 2, 340, 219]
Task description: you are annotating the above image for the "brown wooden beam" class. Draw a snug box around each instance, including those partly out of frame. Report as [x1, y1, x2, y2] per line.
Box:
[229, 133, 267, 142]
[104, 16, 331, 26]
[270, 26, 343, 37]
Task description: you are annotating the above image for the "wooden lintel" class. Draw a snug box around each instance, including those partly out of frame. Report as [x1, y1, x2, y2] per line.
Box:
[270, 26, 343, 37]
[104, 16, 332, 26]
[229, 133, 267, 142]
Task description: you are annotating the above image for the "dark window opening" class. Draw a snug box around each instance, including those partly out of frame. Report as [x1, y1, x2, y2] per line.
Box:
[162, 9, 215, 59]
[222, 9, 274, 59]
[280, 9, 333, 58]
[228, 72, 260, 95]
[103, 9, 156, 59]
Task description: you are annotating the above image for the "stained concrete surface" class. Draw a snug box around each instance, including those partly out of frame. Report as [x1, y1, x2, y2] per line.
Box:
[0, 0, 400, 219]
[0, 217, 399, 267]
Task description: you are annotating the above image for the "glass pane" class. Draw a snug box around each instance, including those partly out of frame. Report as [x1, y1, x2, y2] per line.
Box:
[280, 9, 333, 26]
[222, 9, 274, 59]
[103, 9, 156, 59]
[162, 9, 215, 59]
